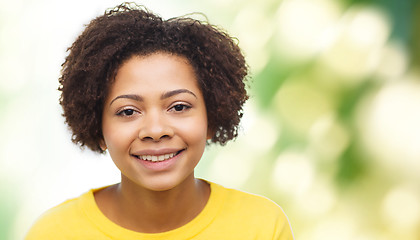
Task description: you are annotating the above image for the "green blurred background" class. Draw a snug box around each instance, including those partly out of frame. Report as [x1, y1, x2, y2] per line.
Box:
[1, 0, 420, 239]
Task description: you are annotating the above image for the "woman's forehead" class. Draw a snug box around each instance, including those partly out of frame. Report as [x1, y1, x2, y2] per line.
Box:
[107, 53, 202, 98]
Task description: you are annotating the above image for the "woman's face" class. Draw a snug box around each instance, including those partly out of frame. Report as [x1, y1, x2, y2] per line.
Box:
[101, 52, 210, 191]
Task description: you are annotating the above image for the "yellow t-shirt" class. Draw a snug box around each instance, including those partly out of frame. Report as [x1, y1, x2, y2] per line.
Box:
[25, 182, 294, 239]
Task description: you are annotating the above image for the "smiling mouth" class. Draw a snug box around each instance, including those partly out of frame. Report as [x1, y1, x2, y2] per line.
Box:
[132, 150, 184, 162]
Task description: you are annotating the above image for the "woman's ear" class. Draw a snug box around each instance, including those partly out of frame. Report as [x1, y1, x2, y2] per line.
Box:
[99, 139, 107, 151]
[206, 127, 214, 140]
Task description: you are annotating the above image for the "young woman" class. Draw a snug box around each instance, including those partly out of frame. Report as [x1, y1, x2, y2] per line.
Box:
[25, 3, 293, 239]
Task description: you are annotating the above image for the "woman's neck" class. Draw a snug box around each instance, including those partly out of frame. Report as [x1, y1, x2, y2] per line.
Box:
[95, 175, 210, 233]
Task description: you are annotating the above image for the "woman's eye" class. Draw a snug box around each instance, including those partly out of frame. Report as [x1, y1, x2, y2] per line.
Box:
[171, 104, 190, 112]
[117, 109, 136, 116]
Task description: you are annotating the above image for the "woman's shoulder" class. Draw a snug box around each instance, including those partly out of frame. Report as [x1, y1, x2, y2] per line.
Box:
[24, 189, 95, 240]
[207, 181, 294, 239]
[212, 182, 281, 208]
[209, 181, 287, 219]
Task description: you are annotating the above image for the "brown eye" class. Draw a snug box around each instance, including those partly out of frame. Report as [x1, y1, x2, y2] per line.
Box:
[171, 104, 191, 112]
[117, 109, 136, 116]
[174, 105, 184, 111]
[123, 109, 134, 115]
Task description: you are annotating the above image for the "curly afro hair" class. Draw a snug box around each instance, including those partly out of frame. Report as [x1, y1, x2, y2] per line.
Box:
[59, 2, 249, 153]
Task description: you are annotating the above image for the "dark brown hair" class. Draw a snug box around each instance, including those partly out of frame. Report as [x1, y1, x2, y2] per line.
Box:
[59, 2, 249, 153]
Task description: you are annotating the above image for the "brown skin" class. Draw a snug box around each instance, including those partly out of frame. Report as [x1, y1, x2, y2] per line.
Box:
[94, 179, 209, 233]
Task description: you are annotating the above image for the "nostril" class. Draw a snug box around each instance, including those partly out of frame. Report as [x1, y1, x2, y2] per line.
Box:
[141, 134, 170, 142]
[154, 134, 170, 141]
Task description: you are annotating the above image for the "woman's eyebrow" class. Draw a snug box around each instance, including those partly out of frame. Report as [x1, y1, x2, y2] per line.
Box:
[110, 94, 143, 106]
[161, 89, 197, 99]
[109, 89, 197, 106]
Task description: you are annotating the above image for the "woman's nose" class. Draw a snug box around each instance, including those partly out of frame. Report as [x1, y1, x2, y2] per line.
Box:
[138, 112, 174, 141]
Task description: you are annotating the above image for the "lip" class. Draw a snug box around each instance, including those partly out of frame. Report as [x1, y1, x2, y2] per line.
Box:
[131, 149, 185, 171]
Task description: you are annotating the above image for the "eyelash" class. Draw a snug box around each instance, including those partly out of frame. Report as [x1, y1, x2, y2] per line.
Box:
[116, 108, 138, 117]
[169, 103, 191, 112]
[115, 103, 191, 117]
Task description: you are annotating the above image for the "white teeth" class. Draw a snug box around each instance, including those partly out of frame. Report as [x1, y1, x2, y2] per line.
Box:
[138, 152, 177, 162]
